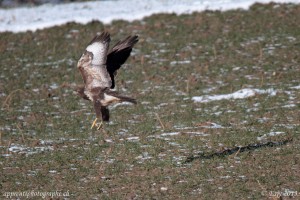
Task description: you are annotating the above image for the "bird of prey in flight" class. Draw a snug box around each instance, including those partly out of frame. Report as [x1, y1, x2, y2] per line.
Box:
[76, 31, 138, 129]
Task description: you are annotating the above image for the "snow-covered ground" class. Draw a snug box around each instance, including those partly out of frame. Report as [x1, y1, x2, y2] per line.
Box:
[0, 0, 299, 33]
[192, 88, 277, 103]
[192, 85, 300, 103]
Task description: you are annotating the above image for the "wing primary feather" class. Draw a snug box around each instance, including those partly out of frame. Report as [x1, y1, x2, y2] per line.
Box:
[110, 35, 138, 53]
[88, 32, 111, 45]
[106, 35, 139, 88]
[86, 32, 111, 66]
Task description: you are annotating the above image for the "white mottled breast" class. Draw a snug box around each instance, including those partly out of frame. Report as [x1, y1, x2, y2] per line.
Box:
[85, 64, 112, 89]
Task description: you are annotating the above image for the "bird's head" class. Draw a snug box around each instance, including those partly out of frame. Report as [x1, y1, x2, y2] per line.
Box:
[77, 51, 93, 67]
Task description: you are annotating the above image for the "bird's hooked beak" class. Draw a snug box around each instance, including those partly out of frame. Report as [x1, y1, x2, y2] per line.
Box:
[78, 51, 93, 66]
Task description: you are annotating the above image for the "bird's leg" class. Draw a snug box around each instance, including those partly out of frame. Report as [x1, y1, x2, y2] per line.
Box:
[91, 118, 103, 130]
[96, 120, 103, 130]
[91, 118, 98, 129]
[92, 99, 104, 130]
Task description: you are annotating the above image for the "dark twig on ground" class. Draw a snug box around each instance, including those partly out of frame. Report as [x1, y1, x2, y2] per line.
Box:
[183, 138, 293, 163]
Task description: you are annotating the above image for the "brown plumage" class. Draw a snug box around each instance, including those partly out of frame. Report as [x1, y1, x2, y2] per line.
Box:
[77, 32, 138, 123]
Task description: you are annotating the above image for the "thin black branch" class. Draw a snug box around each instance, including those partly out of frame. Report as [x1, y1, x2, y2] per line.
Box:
[183, 138, 293, 164]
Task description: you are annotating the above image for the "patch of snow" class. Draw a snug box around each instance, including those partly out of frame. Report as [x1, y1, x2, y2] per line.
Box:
[117, 129, 128, 135]
[110, 102, 135, 109]
[49, 83, 59, 90]
[141, 101, 151, 105]
[8, 144, 27, 153]
[135, 152, 152, 161]
[192, 88, 277, 103]
[7, 143, 54, 156]
[104, 139, 114, 143]
[39, 139, 54, 145]
[257, 117, 270, 123]
[1, 0, 300, 33]
[161, 132, 180, 136]
[32, 88, 39, 92]
[160, 132, 209, 137]
[27, 170, 37, 176]
[220, 175, 231, 179]
[168, 142, 181, 146]
[126, 136, 140, 141]
[238, 175, 247, 179]
[282, 104, 296, 108]
[174, 126, 195, 130]
[170, 60, 191, 65]
[198, 122, 224, 129]
[257, 131, 285, 141]
[276, 124, 299, 129]
[245, 75, 260, 80]
[290, 85, 300, 89]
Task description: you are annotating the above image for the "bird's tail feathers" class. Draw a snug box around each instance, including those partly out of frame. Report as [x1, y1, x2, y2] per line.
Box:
[116, 95, 137, 104]
[105, 90, 137, 104]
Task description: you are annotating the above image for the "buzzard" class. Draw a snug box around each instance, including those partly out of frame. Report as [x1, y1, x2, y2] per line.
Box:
[76, 32, 138, 129]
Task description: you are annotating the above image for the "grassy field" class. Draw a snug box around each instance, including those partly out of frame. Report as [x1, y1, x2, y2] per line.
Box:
[1, 2, 300, 199]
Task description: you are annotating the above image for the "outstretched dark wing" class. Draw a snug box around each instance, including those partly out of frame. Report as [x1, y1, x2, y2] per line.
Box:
[86, 32, 110, 66]
[106, 35, 139, 88]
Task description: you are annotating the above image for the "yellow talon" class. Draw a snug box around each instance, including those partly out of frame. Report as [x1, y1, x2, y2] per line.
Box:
[91, 118, 98, 129]
[96, 121, 103, 130]
[91, 118, 103, 130]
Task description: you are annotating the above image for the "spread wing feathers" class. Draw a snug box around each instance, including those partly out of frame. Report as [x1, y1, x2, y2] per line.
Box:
[106, 35, 139, 88]
[86, 32, 111, 66]
[77, 31, 112, 89]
